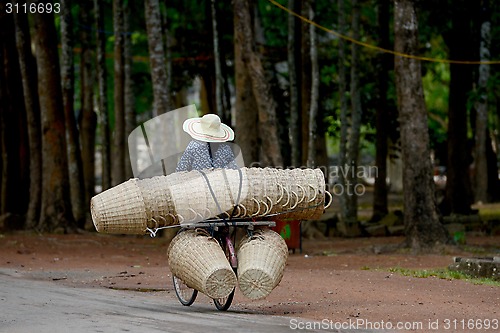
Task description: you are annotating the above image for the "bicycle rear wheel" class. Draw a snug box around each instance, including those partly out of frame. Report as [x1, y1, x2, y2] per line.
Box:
[213, 269, 236, 311]
[173, 275, 198, 306]
[214, 229, 237, 311]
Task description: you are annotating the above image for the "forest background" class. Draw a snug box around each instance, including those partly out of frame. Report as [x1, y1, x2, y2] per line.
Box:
[1, 0, 500, 253]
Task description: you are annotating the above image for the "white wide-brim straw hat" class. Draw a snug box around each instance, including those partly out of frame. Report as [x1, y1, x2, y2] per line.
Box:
[183, 114, 234, 142]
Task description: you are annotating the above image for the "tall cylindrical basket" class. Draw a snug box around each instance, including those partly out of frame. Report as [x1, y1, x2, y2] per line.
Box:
[167, 229, 237, 299]
[236, 228, 288, 300]
[90, 178, 148, 234]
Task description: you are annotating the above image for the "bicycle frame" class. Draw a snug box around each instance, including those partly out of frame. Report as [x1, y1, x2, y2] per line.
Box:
[223, 233, 238, 269]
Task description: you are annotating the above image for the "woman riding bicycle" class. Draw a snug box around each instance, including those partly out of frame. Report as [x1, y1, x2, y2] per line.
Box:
[176, 114, 238, 172]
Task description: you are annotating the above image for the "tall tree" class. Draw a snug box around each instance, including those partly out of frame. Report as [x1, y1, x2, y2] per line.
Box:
[161, 0, 172, 111]
[61, 0, 86, 228]
[300, 0, 311, 166]
[95, 0, 111, 191]
[473, 0, 491, 203]
[307, 1, 318, 167]
[234, 0, 259, 166]
[0, 7, 30, 220]
[288, 0, 301, 167]
[372, 0, 391, 221]
[337, 0, 349, 222]
[234, 0, 282, 166]
[444, 1, 476, 215]
[124, 1, 135, 180]
[337, 0, 363, 224]
[112, 0, 126, 186]
[394, 0, 450, 251]
[346, 0, 363, 222]
[211, 0, 225, 121]
[33, 6, 75, 231]
[145, 0, 169, 116]
[13, 10, 42, 228]
[80, 0, 97, 217]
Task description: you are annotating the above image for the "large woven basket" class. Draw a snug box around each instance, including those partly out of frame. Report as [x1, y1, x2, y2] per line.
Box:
[90, 179, 148, 234]
[167, 229, 236, 299]
[236, 228, 288, 300]
[91, 167, 327, 234]
[138, 176, 177, 227]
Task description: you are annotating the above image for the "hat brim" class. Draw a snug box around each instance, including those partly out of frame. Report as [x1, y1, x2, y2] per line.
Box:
[183, 117, 235, 142]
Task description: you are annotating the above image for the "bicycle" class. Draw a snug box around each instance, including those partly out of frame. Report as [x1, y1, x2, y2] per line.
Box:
[171, 219, 276, 311]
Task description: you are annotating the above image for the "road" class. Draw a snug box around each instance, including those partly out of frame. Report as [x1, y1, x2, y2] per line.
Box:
[0, 269, 382, 333]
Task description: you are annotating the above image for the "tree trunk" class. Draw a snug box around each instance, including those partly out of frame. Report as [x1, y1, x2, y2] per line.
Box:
[211, 0, 224, 121]
[145, 0, 169, 117]
[124, 1, 135, 180]
[300, 0, 311, 166]
[0, 8, 30, 220]
[33, 7, 75, 232]
[13, 10, 42, 228]
[388, 138, 403, 193]
[473, 1, 490, 204]
[288, 0, 301, 167]
[234, 0, 282, 167]
[372, 0, 390, 221]
[112, 0, 126, 186]
[394, 0, 450, 252]
[80, 3, 97, 223]
[307, 2, 318, 168]
[486, 128, 500, 200]
[221, 46, 232, 125]
[346, 0, 363, 222]
[161, 0, 172, 111]
[234, 2, 259, 166]
[94, 0, 111, 191]
[444, 1, 475, 215]
[337, 0, 349, 221]
[61, 0, 86, 229]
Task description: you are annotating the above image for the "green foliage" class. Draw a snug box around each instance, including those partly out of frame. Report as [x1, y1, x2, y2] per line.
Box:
[58, 0, 500, 170]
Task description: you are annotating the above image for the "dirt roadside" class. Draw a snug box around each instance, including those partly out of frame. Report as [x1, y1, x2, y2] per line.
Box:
[1, 232, 498, 332]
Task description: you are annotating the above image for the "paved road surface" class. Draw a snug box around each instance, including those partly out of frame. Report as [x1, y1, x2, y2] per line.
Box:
[0, 269, 378, 333]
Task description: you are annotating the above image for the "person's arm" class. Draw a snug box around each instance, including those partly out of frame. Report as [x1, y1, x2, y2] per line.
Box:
[220, 144, 239, 169]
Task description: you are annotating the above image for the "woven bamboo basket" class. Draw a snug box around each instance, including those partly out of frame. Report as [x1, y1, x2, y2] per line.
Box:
[138, 176, 177, 228]
[287, 168, 325, 220]
[236, 228, 288, 300]
[167, 171, 211, 223]
[167, 229, 237, 299]
[203, 168, 249, 218]
[90, 178, 148, 234]
[310, 168, 327, 219]
[90, 167, 327, 235]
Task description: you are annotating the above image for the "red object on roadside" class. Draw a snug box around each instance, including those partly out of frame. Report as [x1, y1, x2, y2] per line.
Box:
[271, 220, 301, 253]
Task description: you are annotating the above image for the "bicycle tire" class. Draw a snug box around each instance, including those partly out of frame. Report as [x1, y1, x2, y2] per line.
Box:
[213, 286, 235, 311]
[213, 230, 237, 311]
[173, 275, 198, 306]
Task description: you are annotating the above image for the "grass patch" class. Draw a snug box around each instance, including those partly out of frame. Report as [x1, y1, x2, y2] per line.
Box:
[387, 267, 500, 287]
[474, 203, 500, 221]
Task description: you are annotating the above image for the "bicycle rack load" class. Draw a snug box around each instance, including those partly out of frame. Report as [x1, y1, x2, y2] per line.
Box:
[90, 167, 331, 236]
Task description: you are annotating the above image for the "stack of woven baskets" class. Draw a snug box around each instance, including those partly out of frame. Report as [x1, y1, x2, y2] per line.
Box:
[167, 227, 288, 300]
[91, 167, 326, 235]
